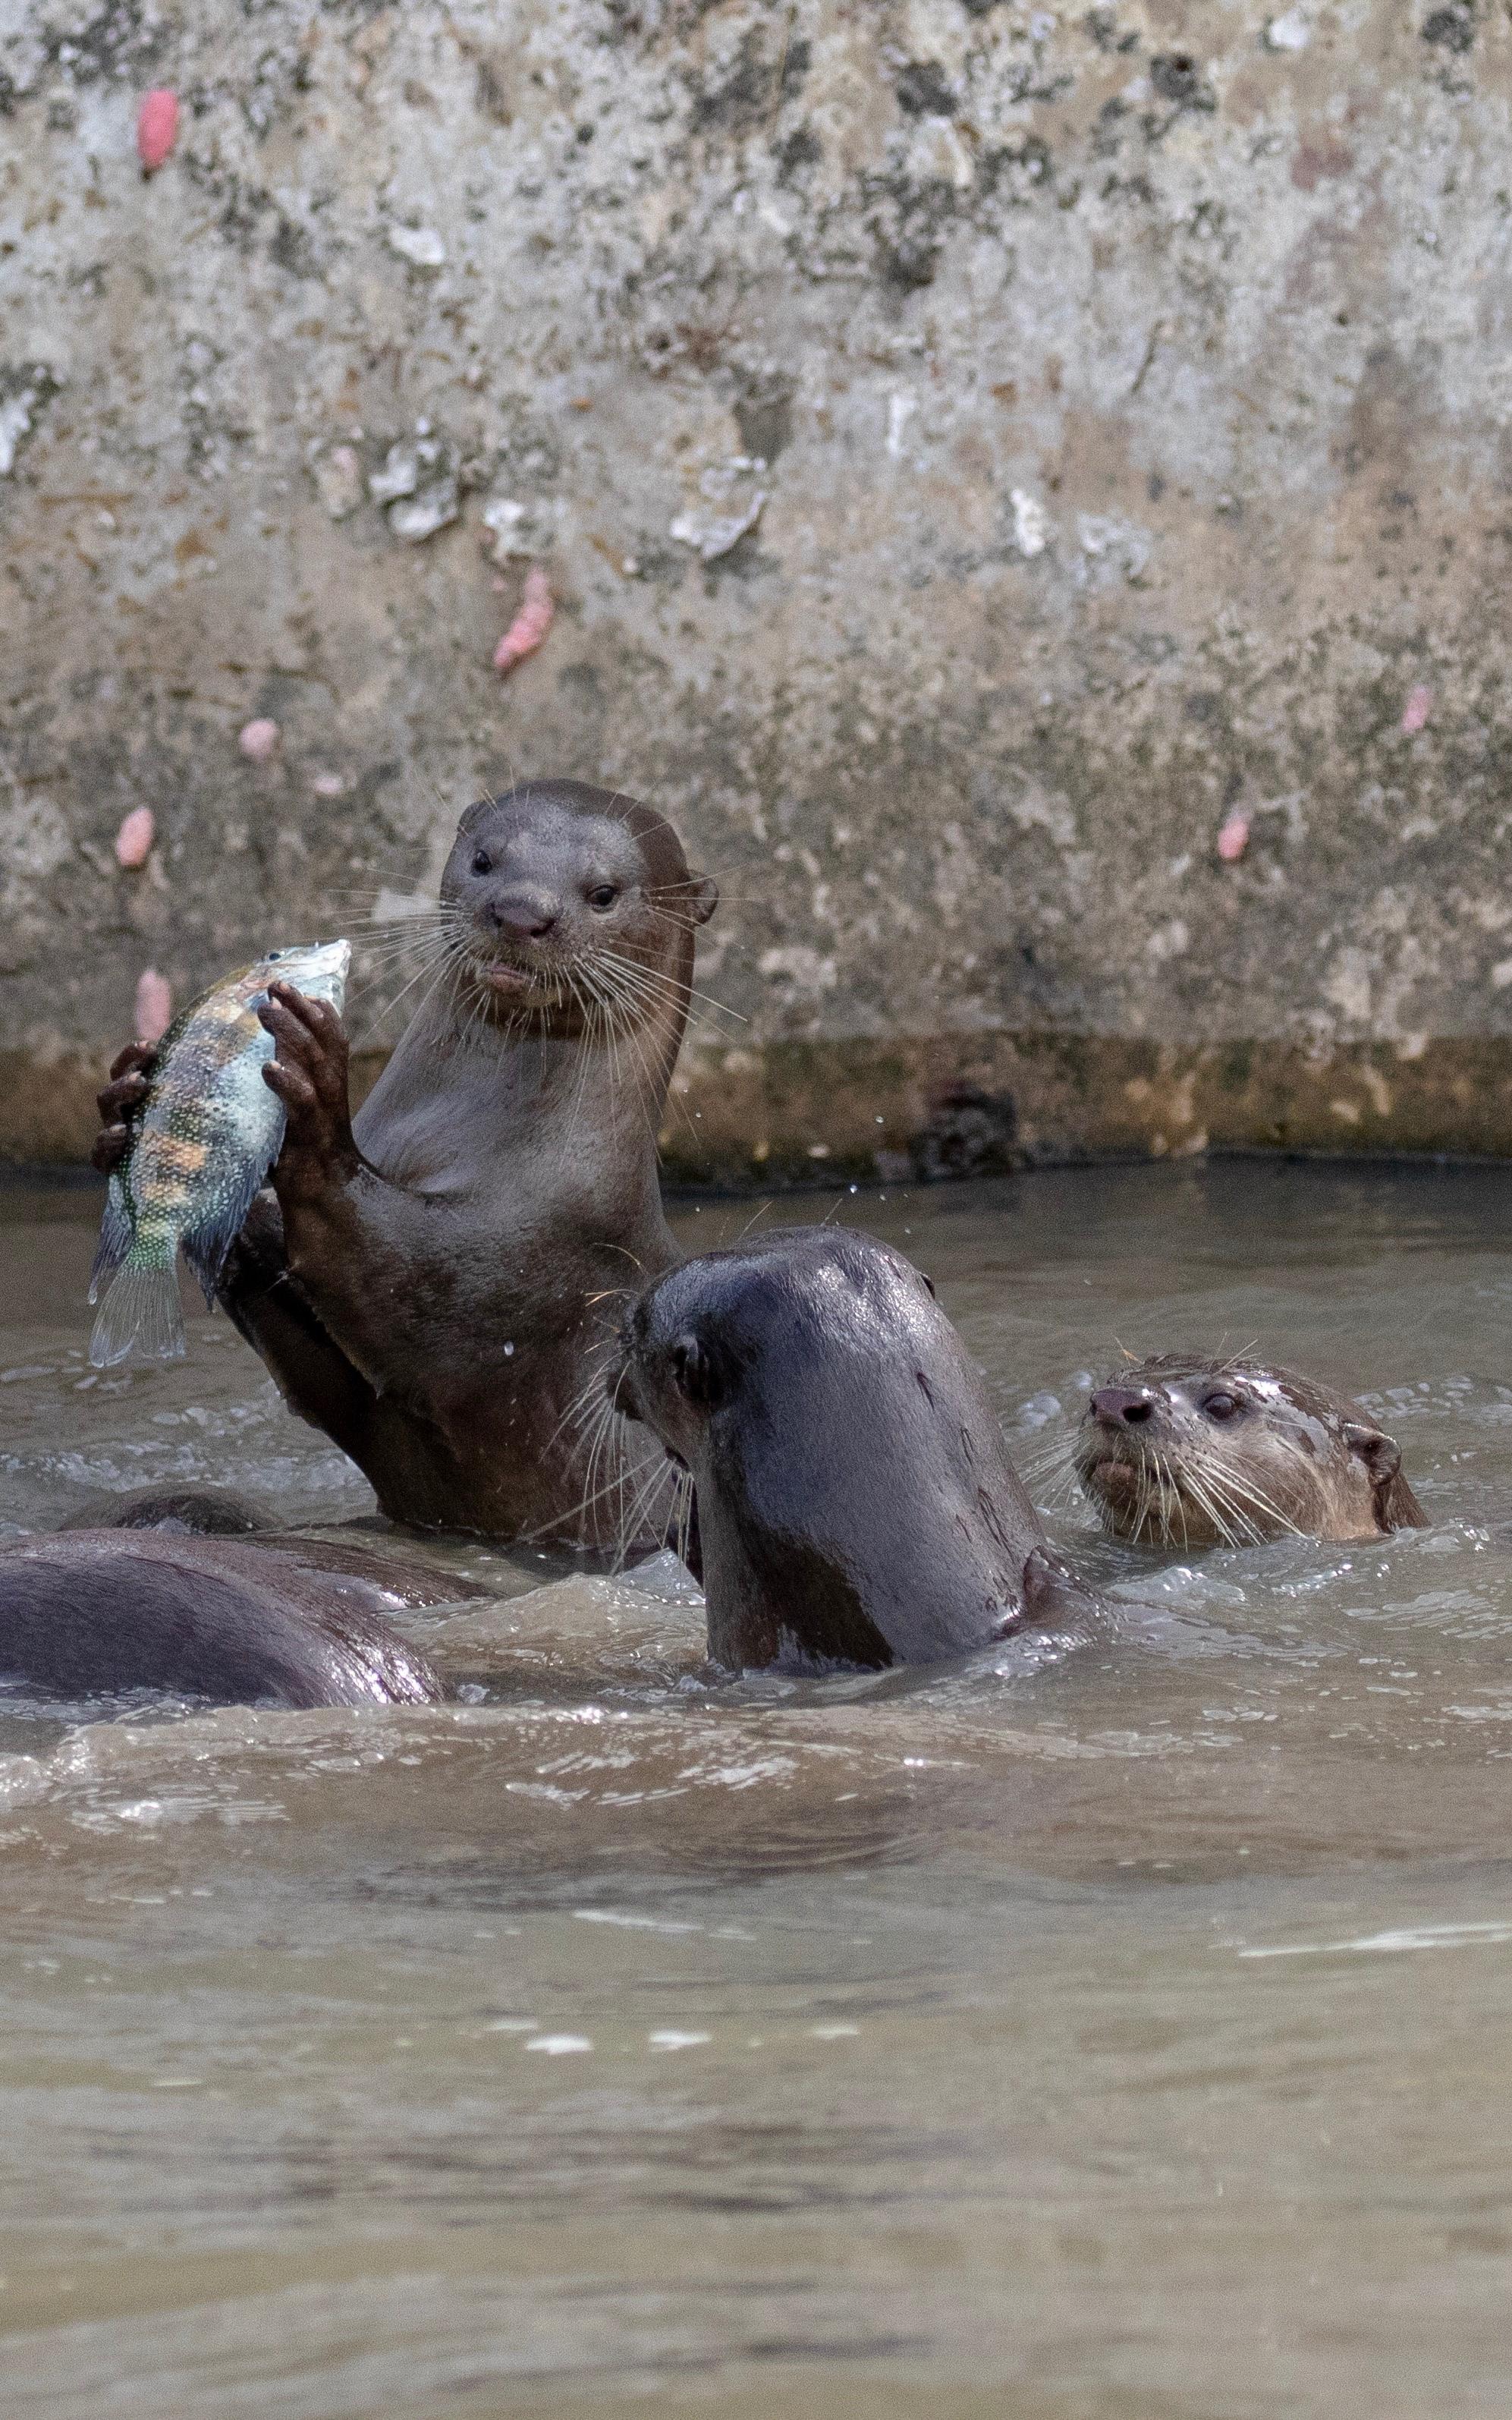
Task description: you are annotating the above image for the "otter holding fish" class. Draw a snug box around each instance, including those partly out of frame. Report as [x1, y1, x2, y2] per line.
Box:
[1073, 1352, 1427, 1547]
[90, 941, 350, 1366]
[94, 780, 718, 1546]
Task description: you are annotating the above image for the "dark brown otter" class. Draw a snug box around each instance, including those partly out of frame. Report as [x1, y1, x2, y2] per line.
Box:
[1073, 1352, 1427, 1547]
[0, 1531, 445, 1707]
[59, 1486, 269, 1536]
[58, 1487, 495, 1603]
[610, 1226, 1103, 1672]
[93, 780, 717, 1544]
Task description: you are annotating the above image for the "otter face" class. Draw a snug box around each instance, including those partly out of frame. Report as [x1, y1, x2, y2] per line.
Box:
[611, 1228, 1047, 1671]
[612, 1228, 943, 1475]
[1073, 1355, 1422, 1547]
[442, 781, 716, 1027]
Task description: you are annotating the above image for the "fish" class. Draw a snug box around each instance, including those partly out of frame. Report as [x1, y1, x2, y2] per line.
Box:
[88, 940, 350, 1368]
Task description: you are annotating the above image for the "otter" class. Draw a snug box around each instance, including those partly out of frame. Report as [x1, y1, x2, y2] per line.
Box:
[1073, 1352, 1427, 1547]
[58, 1487, 495, 1605]
[59, 1485, 269, 1536]
[0, 1530, 446, 1707]
[610, 1226, 1102, 1672]
[93, 781, 717, 1544]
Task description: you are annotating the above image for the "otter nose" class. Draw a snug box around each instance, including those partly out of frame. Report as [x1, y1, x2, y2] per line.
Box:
[488, 885, 559, 941]
[1091, 1386, 1158, 1427]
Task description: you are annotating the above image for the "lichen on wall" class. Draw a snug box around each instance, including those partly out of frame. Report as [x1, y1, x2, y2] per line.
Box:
[2, 1, 1510, 1173]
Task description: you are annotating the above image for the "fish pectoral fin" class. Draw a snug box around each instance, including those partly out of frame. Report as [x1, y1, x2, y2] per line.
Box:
[87, 1175, 134, 1305]
[181, 1148, 281, 1308]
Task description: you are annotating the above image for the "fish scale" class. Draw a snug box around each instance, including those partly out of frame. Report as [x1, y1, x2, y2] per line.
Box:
[88, 941, 350, 1367]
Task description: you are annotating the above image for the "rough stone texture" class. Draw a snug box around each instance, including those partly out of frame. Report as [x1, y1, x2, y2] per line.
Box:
[2, 0, 1510, 1176]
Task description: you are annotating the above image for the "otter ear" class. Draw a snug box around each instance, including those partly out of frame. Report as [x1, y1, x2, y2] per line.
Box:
[1344, 1423, 1400, 1484]
[1344, 1422, 1404, 1527]
[668, 1333, 718, 1405]
[685, 875, 718, 927]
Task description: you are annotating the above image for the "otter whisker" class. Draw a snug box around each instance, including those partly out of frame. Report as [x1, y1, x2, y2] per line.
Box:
[1152, 1451, 1190, 1550]
[1204, 1455, 1308, 1541]
[606, 999, 673, 1141]
[592, 948, 745, 1029]
[586, 961, 703, 1149]
[672, 1465, 696, 1577]
[1173, 1459, 1240, 1548]
[611, 1446, 680, 1574]
[605, 968, 746, 1034]
[540, 1336, 623, 1462]
[544, 1426, 665, 1546]
[555, 1402, 625, 1544]
[1178, 1445, 1300, 1546]
[599, 985, 683, 1141]
[348, 931, 474, 1045]
[344, 927, 464, 1008]
[555, 968, 602, 1173]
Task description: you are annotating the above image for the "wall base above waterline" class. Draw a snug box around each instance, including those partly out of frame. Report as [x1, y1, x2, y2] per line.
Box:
[10, 1036, 1512, 1192]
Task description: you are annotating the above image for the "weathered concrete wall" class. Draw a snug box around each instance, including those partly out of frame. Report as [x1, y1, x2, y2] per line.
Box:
[2, 0, 1511, 1177]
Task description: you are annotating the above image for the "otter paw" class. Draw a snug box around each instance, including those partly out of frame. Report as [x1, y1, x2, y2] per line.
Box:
[93, 1043, 156, 1175]
[259, 983, 357, 1191]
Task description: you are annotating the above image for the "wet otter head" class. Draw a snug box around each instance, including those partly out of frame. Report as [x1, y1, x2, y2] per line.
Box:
[1073, 1353, 1426, 1547]
[612, 1226, 1084, 1672]
[441, 778, 716, 1039]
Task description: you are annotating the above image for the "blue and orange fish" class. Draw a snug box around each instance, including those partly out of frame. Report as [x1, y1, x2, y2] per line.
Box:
[89, 940, 350, 1366]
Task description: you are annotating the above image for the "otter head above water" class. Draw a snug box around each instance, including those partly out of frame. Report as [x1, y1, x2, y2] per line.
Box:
[439, 778, 718, 1042]
[611, 1226, 1101, 1673]
[1073, 1352, 1427, 1547]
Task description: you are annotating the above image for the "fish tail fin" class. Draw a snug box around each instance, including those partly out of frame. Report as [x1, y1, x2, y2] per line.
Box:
[88, 1251, 186, 1368]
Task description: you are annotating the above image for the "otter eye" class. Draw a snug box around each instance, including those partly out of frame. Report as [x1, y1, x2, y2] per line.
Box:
[472, 850, 491, 876]
[1204, 1391, 1240, 1421]
[586, 883, 619, 912]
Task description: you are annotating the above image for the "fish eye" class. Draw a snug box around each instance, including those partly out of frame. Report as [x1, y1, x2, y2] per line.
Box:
[266, 950, 281, 961]
[1204, 1390, 1240, 1421]
[587, 883, 619, 912]
[472, 850, 492, 876]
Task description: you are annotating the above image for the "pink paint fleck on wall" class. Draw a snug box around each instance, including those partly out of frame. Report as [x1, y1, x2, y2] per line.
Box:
[493, 564, 555, 675]
[137, 90, 179, 174]
[1401, 684, 1433, 734]
[114, 807, 155, 867]
[134, 969, 173, 1044]
[238, 717, 280, 762]
[1216, 811, 1250, 862]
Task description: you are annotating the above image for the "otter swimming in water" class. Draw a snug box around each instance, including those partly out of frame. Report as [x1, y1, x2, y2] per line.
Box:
[93, 781, 718, 1544]
[610, 1226, 1104, 1672]
[1073, 1352, 1427, 1547]
[0, 1530, 447, 1707]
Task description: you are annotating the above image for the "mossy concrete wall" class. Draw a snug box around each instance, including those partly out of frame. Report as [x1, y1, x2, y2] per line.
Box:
[2, 0, 1510, 1179]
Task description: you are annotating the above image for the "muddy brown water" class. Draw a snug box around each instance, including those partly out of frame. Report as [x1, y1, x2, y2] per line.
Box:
[0, 1162, 1510, 2417]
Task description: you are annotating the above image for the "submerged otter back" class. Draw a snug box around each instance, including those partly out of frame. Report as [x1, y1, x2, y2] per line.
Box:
[0, 1534, 443, 1707]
